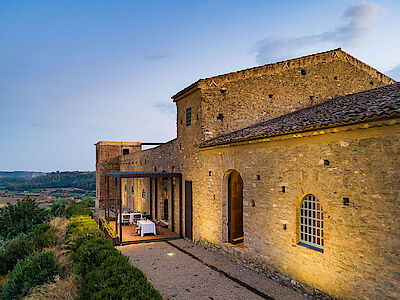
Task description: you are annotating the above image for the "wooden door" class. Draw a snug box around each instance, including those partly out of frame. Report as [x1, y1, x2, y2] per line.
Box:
[228, 171, 243, 244]
[185, 181, 193, 240]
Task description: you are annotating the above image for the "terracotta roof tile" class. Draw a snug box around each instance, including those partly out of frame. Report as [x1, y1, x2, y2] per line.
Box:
[201, 83, 400, 147]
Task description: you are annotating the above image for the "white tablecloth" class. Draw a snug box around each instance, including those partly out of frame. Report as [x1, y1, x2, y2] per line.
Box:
[137, 220, 156, 237]
[117, 212, 142, 224]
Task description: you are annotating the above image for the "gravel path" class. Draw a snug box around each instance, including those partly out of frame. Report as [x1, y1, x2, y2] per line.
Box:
[119, 239, 309, 300]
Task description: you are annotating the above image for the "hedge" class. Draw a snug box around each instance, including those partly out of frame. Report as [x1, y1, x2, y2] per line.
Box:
[65, 216, 103, 252]
[0, 223, 57, 275]
[68, 216, 162, 299]
[65, 202, 93, 219]
[0, 251, 59, 300]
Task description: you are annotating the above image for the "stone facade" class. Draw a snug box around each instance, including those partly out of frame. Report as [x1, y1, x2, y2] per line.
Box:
[95, 49, 399, 299]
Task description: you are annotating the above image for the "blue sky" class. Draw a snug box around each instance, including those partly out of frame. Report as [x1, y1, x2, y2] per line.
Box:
[1, 0, 399, 172]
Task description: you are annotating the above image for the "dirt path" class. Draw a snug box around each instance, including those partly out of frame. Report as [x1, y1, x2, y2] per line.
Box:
[119, 239, 309, 300]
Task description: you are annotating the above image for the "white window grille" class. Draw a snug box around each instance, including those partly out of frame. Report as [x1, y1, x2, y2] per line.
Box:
[299, 194, 323, 251]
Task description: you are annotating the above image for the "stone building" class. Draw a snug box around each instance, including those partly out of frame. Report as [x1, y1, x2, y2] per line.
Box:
[96, 49, 399, 299]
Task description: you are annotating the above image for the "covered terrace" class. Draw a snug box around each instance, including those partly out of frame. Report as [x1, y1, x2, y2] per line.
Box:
[103, 171, 183, 245]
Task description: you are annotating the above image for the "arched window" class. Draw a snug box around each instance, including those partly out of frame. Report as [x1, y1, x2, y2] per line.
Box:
[299, 194, 323, 251]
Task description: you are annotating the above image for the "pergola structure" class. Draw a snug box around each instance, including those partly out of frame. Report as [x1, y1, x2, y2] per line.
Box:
[104, 171, 183, 244]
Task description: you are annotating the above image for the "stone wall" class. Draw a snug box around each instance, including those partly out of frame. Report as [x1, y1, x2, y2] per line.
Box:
[119, 139, 183, 234]
[192, 123, 400, 299]
[95, 142, 141, 209]
[198, 51, 394, 141]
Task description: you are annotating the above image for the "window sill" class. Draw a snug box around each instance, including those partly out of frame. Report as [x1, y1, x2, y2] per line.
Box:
[298, 242, 324, 253]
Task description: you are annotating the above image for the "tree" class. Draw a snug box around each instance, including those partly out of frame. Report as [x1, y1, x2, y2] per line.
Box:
[0, 197, 49, 241]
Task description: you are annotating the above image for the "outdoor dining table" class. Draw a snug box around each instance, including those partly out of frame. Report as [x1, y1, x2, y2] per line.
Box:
[117, 212, 142, 224]
[136, 220, 156, 237]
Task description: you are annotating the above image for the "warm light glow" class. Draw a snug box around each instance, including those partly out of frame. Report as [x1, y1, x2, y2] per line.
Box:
[166, 252, 176, 256]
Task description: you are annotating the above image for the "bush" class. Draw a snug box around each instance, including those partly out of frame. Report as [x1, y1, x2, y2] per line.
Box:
[80, 197, 95, 207]
[50, 201, 68, 217]
[0, 223, 57, 275]
[72, 238, 118, 277]
[65, 202, 92, 219]
[66, 216, 103, 252]
[0, 197, 49, 240]
[1, 251, 59, 300]
[78, 254, 161, 300]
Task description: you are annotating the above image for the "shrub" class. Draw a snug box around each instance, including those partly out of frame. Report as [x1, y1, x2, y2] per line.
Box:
[99, 217, 118, 238]
[1, 251, 59, 300]
[80, 197, 95, 208]
[65, 216, 103, 252]
[50, 201, 68, 217]
[0, 197, 49, 240]
[72, 238, 118, 277]
[78, 254, 162, 300]
[0, 223, 57, 275]
[65, 202, 92, 219]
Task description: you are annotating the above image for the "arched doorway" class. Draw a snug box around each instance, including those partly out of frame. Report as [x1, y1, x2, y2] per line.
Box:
[228, 170, 243, 244]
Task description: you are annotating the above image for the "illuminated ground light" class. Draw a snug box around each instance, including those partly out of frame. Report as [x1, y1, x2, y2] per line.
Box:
[166, 252, 176, 256]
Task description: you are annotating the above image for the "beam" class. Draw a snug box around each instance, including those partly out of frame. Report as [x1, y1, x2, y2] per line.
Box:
[149, 177, 153, 219]
[115, 177, 118, 234]
[179, 174, 183, 237]
[171, 177, 175, 233]
[154, 177, 158, 220]
[119, 177, 122, 244]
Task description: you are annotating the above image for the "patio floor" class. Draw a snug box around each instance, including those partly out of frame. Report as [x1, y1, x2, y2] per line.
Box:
[109, 221, 180, 243]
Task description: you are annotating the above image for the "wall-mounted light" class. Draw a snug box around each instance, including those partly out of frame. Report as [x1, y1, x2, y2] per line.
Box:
[209, 171, 212, 176]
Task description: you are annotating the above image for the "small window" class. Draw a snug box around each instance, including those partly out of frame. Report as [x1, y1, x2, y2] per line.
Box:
[186, 107, 192, 126]
[131, 186, 134, 194]
[122, 148, 129, 155]
[299, 194, 323, 251]
[142, 189, 146, 199]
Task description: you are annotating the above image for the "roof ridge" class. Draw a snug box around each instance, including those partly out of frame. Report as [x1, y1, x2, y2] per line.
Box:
[172, 48, 395, 100]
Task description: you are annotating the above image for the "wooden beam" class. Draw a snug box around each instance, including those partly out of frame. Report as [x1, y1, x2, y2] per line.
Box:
[119, 177, 122, 244]
[154, 177, 158, 220]
[115, 177, 118, 234]
[149, 177, 153, 219]
[171, 177, 175, 233]
[179, 174, 183, 237]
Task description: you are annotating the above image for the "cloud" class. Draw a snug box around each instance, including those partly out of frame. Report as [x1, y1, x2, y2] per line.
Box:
[253, 2, 380, 64]
[386, 64, 400, 81]
[153, 101, 176, 116]
[144, 53, 169, 60]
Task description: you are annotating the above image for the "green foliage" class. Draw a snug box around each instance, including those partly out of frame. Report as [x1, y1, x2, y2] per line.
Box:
[99, 217, 118, 238]
[0, 223, 57, 275]
[72, 238, 118, 277]
[5, 171, 95, 192]
[66, 216, 103, 252]
[80, 197, 95, 207]
[0, 197, 49, 240]
[50, 201, 68, 217]
[0, 251, 59, 300]
[66, 215, 161, 299]
[65, 202, 93, 219]
[78, 254, 162, 300]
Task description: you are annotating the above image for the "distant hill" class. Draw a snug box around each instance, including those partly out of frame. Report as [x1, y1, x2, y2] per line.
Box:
[2, 171, 95, 191]
[0, 171, 46, 179]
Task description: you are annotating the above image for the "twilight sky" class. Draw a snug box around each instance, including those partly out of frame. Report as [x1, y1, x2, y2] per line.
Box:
[0, 0, 399, 172]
